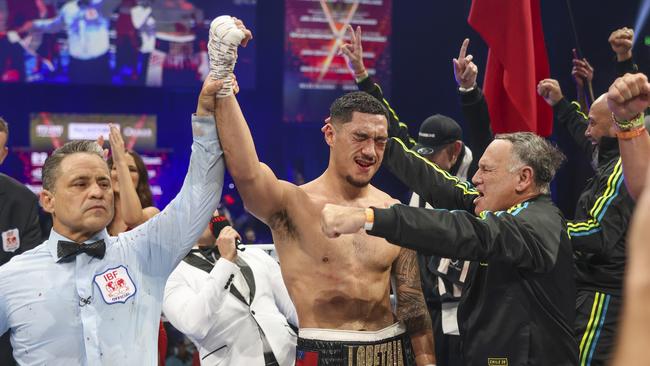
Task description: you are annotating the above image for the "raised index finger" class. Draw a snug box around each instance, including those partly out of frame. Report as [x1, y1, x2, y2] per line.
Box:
[458, 38, 469, 60]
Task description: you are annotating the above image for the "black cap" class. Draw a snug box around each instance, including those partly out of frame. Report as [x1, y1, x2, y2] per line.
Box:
[412, 114, 462, 156]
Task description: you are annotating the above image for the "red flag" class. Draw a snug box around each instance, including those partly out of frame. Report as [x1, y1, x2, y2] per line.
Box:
[296, 350, 319, 366]
[468, 0, 553, 136]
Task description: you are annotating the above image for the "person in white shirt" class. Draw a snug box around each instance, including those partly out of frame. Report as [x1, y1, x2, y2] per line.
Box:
[0, 77, 226, 365]
[163, 214, 298, 366]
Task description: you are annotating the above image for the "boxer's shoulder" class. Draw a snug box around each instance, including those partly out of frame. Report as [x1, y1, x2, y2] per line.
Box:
[266, 183, 320, 240]
[360, 184, 399, 207]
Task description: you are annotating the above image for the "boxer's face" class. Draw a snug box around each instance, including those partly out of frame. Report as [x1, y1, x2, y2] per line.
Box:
[331, 112, 388, 187]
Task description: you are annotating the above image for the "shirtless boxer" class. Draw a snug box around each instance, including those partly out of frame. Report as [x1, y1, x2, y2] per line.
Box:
[207, 16, 435, 366]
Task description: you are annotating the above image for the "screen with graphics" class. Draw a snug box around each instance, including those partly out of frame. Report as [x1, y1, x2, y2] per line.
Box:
[30, 112, 157, 149]
[0, 0, 256, 88]
[20, 112, 168, 201]
[14, 148, 170, 201]
[283, 0, 392, 123]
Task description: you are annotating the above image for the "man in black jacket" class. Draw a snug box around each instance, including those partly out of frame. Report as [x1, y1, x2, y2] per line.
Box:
[320, 132, 578, 366]
[537, 79, 634, 365]
[341, 31, 493, 366]
[0, 117, 42, 263]
[0, 117, 42, 365]
[0, 175, 41, 265]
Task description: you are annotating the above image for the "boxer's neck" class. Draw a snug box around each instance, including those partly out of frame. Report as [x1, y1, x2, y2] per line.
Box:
[321, 167, 370, 201]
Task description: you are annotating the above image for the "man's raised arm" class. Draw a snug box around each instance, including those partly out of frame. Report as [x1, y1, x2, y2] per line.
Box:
[131, 79, 226, 275]
[609, 27, 638, 76]
[341, 25, 415, 145]
[607, 73, 650, 200]
[210, 17, 290, 223]
[613, 140, 650, 365]
[454, 38, 493, 177]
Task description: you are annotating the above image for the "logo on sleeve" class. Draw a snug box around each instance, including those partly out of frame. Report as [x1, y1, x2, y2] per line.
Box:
[2, 228, 20, 252]
[94, 265, 137, 304]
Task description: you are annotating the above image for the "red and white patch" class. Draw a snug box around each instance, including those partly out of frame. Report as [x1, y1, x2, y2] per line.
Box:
[93, 265, 137, 304]
[2, 228, 20, 252]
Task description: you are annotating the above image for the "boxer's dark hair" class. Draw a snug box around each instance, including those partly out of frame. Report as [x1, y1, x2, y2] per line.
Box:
[329, 91, 388, 124]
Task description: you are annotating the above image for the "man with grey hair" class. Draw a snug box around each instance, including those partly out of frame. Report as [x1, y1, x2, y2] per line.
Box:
[321, 132, 579, 365]
[0, 79, 226, 365]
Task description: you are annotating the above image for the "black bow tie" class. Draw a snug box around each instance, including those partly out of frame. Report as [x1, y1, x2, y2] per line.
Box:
[57, 239, 106, 262]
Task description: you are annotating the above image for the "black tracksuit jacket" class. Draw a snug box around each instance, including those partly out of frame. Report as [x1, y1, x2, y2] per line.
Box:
[368, 149, 578, 364]
[553, 99, 635, 296]
[556, 57, 638, 296]
[357, 79, 578, 365]
[356, 76, 493, 311]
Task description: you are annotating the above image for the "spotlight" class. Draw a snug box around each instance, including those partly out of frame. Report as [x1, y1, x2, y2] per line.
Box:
[634, 0, 650, 46]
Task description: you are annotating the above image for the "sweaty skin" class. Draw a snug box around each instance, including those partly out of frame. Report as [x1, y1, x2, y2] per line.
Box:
[273, 180, 403, 330]
[214, 94, 433, 362]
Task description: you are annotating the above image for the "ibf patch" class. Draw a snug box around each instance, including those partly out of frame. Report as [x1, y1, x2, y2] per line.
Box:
[94, 265, 137, 304]
[296, 350, 319, 366]
[2, 228, 20, 252]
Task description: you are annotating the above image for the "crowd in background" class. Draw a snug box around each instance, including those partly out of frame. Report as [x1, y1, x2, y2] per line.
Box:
[1, 8, 650, 366]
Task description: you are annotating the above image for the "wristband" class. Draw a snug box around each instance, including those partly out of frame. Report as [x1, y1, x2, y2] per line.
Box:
[458, 84, 476, 93]
[364, 208, 374, 231]
[612, 112, 644, 131]
[616, 126, 647, 140]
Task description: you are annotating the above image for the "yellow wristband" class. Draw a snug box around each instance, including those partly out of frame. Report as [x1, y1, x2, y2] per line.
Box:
[613, 112, 644, 131]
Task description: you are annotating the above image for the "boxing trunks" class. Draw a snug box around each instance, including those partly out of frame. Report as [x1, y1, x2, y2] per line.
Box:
[296, 322, 416, 366]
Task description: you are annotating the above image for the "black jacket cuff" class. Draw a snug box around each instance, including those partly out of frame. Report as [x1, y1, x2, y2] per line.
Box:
[366, 207, 397, 240]
[356, 76, 375, 92]
[553, 98, 577, 119]
[615, 57, 638, 76]
[553, 97, 570, 112]
[459, 86, 482, 105]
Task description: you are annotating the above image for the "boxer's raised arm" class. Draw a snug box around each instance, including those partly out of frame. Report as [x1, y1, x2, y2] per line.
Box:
[215, 96, 292, 223]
